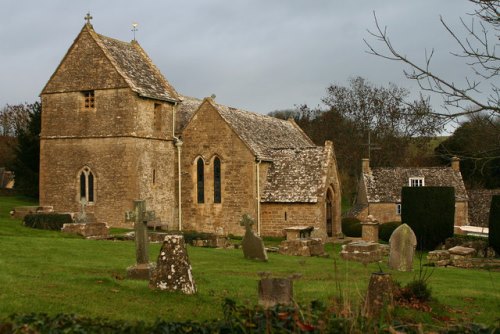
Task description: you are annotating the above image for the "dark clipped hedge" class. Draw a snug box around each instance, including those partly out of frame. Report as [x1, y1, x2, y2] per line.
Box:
[489, 195, 500, 254]
[379, 221, 402, 242]
[401, 187, 455, 251]
[24, 213, 74, 230]
[341, 217, 362, 237]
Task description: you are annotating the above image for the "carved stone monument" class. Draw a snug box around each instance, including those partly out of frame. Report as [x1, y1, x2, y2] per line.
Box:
[364, 272, 394, 318]
[240, 214, 268, 261]
[361, 215, 379, 243]
[149, 235, 197, 294]
[388, 224, 417, 272]
[126, 200, 156, 280]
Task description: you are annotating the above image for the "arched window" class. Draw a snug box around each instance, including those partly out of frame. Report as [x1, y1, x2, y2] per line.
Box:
[213, 157, 221, 203]
[197, 158, 204, 203]
[79, 167, 95, 203]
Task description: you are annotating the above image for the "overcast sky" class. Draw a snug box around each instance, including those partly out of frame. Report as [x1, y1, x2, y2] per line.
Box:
[1, 1, 476, 118]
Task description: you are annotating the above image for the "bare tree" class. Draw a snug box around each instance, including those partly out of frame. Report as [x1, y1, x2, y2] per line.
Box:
[365, 0, 499, 119]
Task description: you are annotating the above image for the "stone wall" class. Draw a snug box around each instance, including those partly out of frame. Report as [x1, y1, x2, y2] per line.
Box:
[180, 102, 257, 236]
[40, 136, 176, 227]
[367, 200, 468, 226]
[260, 203, 321, 237]
[468, 189, 500, 227]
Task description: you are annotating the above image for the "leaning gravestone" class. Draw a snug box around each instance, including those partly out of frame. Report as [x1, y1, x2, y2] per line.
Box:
[240, 214, 268, 261]
[388, 223, 417, 271]
[149, 235, 197, 294]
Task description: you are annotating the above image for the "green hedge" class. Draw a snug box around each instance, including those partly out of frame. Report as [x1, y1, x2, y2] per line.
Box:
[379, 221, 402, 242]
[401, 187, 455, 251]
[24, 213, 74, 230]
[341, 217, 361, 237]
[489, 195, 500, 254]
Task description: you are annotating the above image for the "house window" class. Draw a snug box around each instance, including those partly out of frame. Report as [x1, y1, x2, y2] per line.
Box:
[79, 167, 95, 203]
[197, 158, 204, 203]
[83, 91, 95, 109]
[213, 157, 221, 203]
[396, 203, 402, 215]
[409, 177, 424, 187]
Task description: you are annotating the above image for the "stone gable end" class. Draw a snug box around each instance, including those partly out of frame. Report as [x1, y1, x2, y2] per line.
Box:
[42, 27, 128, 94]
[181, 101, 257, 235]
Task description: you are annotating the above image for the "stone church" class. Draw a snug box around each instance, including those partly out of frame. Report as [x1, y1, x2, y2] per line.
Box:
[39, 20, 342, 238]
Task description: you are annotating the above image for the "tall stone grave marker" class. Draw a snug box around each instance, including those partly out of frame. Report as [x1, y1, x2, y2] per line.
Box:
[149, 235, 197, 294]
[240, 214, 268, 261]
[388, 223, 417, 271]
[126, 200, 156, 279]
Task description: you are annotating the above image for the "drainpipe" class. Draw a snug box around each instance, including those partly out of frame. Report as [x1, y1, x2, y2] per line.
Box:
[172, 102, 183, 231]
[256, 159, 261, 236]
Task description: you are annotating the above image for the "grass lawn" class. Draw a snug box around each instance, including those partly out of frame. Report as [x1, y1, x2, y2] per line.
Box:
[0, 196, 499, 328]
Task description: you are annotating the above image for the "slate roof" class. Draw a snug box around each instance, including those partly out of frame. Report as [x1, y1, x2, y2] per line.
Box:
[95, 31, 180, 102]
[362, 167, 468, 203]
[261, 146, 329, 203]
[176, 95, 202, 133]
[214, 103, 315, 161]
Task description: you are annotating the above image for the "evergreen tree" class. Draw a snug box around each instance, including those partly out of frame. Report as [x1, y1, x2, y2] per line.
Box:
[11, 101, 41, 198]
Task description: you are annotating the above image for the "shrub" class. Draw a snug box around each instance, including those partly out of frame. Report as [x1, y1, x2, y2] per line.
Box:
[341, 217, 361, 237]
[489, 195, 500, 254]
[401, 187, 455, 251]
[23, 213, 73, 230]
[379, 221, 401, 242]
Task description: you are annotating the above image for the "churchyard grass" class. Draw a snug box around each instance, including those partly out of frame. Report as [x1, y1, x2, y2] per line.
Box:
[0, 196, 498, 327]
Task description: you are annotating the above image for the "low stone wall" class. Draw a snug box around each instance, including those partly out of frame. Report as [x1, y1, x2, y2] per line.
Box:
[278, 238, 326, 257]
[11, 206, 54, 219]
[428, 246, 500, 270]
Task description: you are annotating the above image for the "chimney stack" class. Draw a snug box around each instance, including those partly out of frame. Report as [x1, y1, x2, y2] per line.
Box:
[362, 158, 370, 173]
[451, 156, 460, 171]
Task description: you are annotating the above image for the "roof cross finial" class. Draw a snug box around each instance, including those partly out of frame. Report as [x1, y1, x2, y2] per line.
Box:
[132, 22, 139, 41]
[85, 12, 93, 25]
[361, 130, 381, 160]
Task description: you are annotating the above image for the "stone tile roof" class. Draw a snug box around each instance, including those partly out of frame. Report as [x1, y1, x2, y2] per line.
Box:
[362, 167, 468, 203]
[176, 95, 202, 134]
[214, 103, 315, 161]
[94, 30, 180, 102]
[261, 146, 328, 203]
[468, 189, 500, 227]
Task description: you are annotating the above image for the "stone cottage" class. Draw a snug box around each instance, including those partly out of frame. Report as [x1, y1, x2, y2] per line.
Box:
[39, 19, 341, 238]
[350, 158, 468, 227]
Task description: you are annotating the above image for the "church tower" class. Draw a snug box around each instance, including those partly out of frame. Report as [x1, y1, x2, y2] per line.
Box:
[40, 15, 180, 226]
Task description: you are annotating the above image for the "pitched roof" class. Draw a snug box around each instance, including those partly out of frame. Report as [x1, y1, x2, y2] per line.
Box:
[362, 167, 468, 202]
[214, 103, 315, 161]
[42, 24, 180, 102]
[261, 146, 329, 203]
[95, 31, 180, 102]
[176, 95, 202, 133]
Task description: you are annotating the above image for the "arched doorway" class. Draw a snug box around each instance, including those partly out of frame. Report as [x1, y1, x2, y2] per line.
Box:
[325, 188, 334, 237]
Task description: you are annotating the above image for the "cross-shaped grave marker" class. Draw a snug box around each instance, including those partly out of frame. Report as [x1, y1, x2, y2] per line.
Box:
[126, 200, 156, 279]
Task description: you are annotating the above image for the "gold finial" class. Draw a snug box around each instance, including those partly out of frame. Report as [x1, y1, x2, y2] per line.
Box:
[84, 12, 93, 25]
[132, 22, 139, 41]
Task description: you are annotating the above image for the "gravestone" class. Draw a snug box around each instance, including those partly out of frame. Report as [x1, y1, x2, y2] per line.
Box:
[449, 246, 475, 268]
[258, 275, 293, 308]
[149, 235, 197, 294]
[126, 200, 156, 280]
[62, 198, 107, 237]
[240, 214, 268, 261]
[364, 272, 394, 318]
[388, 224, 417, 271]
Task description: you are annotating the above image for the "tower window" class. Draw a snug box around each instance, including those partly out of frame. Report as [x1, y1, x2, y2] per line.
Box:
[83, 91, 95, 109]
